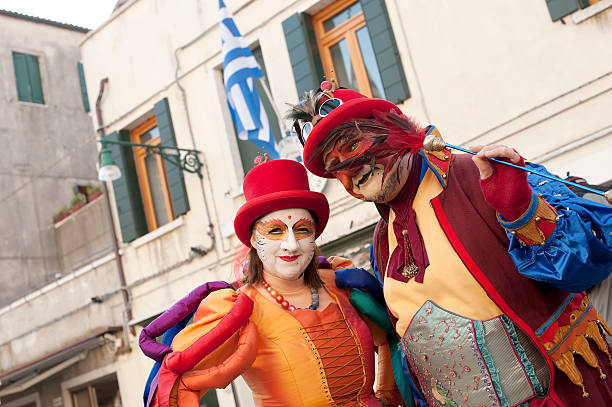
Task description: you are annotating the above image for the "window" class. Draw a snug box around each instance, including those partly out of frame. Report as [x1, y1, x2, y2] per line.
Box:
[12, 52, 44, 104]
[545, 0, 602, 21]
[131, 117, 174, 231]
[70, 375, 121, 407]
[106, 98, 190, 243]
[282, 0, 410, 104]
[312, 0, 385, 98]
[1, 394, 40, 407]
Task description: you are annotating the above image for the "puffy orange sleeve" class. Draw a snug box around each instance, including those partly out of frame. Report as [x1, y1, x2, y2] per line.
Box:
[169, 289, 258, 405]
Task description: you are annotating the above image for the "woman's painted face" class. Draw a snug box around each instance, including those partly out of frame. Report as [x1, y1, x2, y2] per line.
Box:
[251, 208, 316, 280]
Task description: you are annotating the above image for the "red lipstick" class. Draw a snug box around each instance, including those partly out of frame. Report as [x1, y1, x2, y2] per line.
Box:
[279, 255, 299, 262]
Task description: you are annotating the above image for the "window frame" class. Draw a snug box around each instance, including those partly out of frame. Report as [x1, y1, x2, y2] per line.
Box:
[312, 0, 375, 97]
[130, 116, 175, 232]
[11, 51, 45, 105]
[1, 393, 41, 407]
[61, 365, 120, 407]
[71, 385, 97, 407]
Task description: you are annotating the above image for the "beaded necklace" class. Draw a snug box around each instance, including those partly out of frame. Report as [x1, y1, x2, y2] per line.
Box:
[262, 281, 319, 311]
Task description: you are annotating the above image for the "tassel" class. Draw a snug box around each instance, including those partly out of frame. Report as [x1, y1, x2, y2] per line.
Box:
[550, 349, 585, 389]
[597, 318, 612, 337]
[586, 320, 612, 361]
[540, 296, 612, 399]
[599, 367, 607, 380]
[582, 385, 590, 399]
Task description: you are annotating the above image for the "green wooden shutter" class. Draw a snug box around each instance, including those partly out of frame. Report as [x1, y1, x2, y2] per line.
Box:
[77, 62, 90, 112]
[107, 130, 148, 242]
[545, 0, 579, 21]
[12, 52, 44, 104]
[153, 98, 190, 218]
[577, 0, 590, 9]
[282, 13, 325, 96]
[12, 53, 30, 101]
[26, 54, 44, 104]
[360, 0, 410, 104]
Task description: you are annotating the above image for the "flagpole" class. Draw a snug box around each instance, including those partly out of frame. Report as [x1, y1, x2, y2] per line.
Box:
[258, 77, 287, 134]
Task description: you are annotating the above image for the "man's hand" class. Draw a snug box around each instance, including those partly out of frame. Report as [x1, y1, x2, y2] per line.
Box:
[470, 144, 522, 179]
[469, 144, 532, 222]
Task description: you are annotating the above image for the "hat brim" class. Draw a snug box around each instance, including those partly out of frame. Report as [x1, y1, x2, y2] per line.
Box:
[234, 190, 329, 247]
[303, 97, 401, 178]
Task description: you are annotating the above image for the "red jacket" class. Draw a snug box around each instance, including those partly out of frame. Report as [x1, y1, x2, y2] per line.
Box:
[373, 152, 612, 406]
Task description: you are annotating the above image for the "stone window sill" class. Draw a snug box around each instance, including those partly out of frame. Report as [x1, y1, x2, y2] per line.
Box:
[132, 216, 185, 248]
[572, 0, 612, 24]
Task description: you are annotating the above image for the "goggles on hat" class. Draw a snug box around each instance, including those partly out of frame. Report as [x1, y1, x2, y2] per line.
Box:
[297, 98, 343, 145]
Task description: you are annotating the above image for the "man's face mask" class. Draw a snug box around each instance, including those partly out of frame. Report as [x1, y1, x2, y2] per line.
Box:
[322, 134, 405, 203]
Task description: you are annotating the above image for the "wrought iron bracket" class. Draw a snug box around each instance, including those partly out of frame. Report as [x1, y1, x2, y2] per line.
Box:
[99, 138, 203, 178]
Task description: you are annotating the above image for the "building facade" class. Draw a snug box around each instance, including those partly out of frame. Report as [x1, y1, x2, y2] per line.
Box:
[2, 0, 612, 406]
[0, 10, 127, 407]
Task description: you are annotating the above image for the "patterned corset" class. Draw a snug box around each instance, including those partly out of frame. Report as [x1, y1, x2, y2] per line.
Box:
[402, 301, 550, 407]
[293, 304, 370, 406]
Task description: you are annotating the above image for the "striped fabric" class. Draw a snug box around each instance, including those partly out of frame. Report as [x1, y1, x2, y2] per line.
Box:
[219, 0, 278, 158]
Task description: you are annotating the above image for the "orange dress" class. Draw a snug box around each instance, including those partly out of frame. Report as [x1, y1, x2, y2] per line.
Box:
[168, 270, 396, 406]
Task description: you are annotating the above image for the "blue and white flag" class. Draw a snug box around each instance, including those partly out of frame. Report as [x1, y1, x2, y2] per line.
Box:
[219, 0, 278, 159]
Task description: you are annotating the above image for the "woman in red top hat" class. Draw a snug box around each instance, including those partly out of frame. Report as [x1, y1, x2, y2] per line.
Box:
[139, 158, 404, 407]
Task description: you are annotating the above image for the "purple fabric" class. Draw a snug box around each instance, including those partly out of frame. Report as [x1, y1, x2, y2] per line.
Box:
[317, 256, 332, 269]
[139, 281, 232, 362]
[145, 369, 159, 407]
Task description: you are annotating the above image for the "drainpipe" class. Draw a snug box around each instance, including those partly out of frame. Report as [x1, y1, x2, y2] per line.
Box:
[173, 46, 220, 256]
[96, 77, 132, 352]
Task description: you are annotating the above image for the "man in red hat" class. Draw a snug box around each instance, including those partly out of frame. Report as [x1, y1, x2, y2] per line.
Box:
[288, 83, 612, 406]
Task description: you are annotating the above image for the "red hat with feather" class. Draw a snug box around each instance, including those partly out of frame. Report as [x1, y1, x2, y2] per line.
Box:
[297, 86, 423, 178]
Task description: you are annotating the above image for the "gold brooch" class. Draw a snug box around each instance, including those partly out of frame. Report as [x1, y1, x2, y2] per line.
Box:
[402, 263, 419, 279]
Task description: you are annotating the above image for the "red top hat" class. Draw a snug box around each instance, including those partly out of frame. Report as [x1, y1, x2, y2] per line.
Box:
[234, 159, 329, 247]
[302, 88, 401, 178]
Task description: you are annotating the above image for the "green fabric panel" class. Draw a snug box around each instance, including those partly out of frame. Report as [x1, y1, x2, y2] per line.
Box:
[153, 98, 190, 218]
[107, 131, 147, 242]
[348, 289, 415, 406]
[349, 288, 394, 332]
[12, 52, 44, 104]
[387, 335, 416, 407]
[360, 0, 410, 104]
[77, 62, 90, 112]
[545, 0, 579, 21]
[282, 13, 324, 96]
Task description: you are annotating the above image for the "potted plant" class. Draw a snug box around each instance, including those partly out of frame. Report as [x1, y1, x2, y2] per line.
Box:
[70, 193, 87, 213]
[53, 206, 71, 223]
[86, 184, 102, 202]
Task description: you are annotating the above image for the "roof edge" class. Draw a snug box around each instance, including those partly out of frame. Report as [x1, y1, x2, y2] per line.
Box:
[0, 9, 90, 33]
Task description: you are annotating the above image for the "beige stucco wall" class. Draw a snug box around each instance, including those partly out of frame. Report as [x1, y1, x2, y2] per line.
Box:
[0, 254, 123, 371]
[0, 12, 100, 308]
[37, 0, 611, 404]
